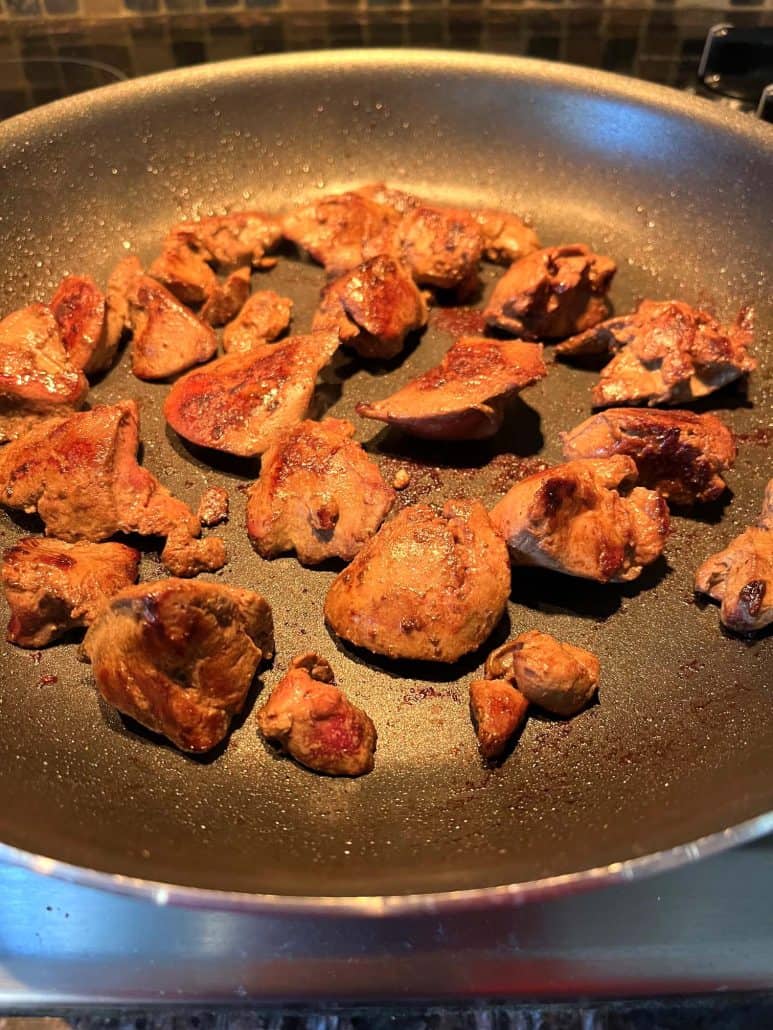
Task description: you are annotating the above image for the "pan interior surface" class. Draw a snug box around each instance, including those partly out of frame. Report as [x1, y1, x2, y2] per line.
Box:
[0, 52, 770, 901]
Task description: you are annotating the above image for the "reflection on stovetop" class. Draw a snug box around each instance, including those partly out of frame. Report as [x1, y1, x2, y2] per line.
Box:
[0, 6, 771, 120]
[1, 835, 772, 1005]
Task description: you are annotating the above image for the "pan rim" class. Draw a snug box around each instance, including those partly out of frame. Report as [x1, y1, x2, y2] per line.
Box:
[0, 48, 770, 912]
[2, 812, 772, 915]
[0, 48, 771, 153]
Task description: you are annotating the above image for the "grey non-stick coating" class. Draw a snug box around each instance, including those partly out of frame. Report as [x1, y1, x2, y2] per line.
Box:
[0, 51, 770, 904]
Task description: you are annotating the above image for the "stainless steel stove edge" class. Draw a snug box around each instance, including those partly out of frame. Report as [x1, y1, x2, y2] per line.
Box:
[1, 838, 772, 1004]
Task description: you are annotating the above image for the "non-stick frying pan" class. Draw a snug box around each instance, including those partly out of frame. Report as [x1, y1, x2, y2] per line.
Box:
[0, 50, 770, 914]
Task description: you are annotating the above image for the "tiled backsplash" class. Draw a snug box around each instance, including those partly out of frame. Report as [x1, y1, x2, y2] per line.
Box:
[2, 0, 773, 17]
[0, 0, 770, 120]
[2, 7, 771, 73]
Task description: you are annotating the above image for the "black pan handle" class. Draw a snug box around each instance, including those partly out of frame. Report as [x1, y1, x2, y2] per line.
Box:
[698, 23, 773, 120]
[757, 84, 773, 122]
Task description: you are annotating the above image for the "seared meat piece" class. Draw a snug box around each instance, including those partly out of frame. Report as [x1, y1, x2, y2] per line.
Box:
[83, 578, 274, 753]
[50, 275, 115, 375]
[364, 203, 484, 291]
[104, 255, 141, 356]
[0, 303, 88, 443]
[355, 185, 540, 266]
[561, 408, 736, 506]
[313, 256, 428, 360]
[486, 631, 600, 716]
[2, 537, 139, 648]
[354, 182, 419, 216]
[484, 244, 616, 340]
[473, 209, 541, 265]
[200, 267, 251, 328]
[324, 499, 510, 662]
[148, 244, 218, 306]
[356, 337, 546, 440]
[469, 678, 529, 760]
[0, 400, 226, 577]
[222, 290, 293, 353]
[161, 526, 227, 578]
[149, 246, 250, 327]
[695, 530, 773, 633]
[556, 312, 645, 360]
[285, 186, 482, 290]
[197, 486, 229, 527]
[164, 333, 339, 457]
[589, 301, 757, 407]
[257, 653, 377, 776]
[490, 456, 669, 583]
[282, 192, 398, 278]
[165, 211, 282, 271]
[246, 418, 395, 564]
[695, 481, 773, 633]
[127, 275, 217, 380]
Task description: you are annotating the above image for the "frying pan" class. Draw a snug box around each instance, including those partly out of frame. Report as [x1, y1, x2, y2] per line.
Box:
[0, 50, 770, 915]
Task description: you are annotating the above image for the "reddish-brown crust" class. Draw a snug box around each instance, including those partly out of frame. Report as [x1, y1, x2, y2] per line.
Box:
[313, 255, 428, 360]
[695, 483, 773, 634]
[589, 301, 757, 408]
[246, 418, 394, 564]
[369, 203, 483, 290]
[282, 192, 397, 277]
[355, 186, 538, 267]
[50, 275, 108, 374]
[164, 334, 338, 456]
[83, 578, 274, 753]
[356, 336, 547, 440]
[128, 276, 217, 380]
[695, 529, 772, 634]
[257, 657, 376, 776]
[0, 400, 226, 577]
[0, 303, 89, 442]
[104, 256, 142, 357]
[285, 187, 484, 289]
[2, 537, 140, 648]
[324, 499, 510, 662]
[562, 408, 736, 505]
[222, 290, 293, 353]
[490, 456, 669, 583]
[200, 267, 251, 327]
[424, 339, 530, 388]
[484, 244, 616, 340]
[469, 678, 529, 759]
[166, 211, 282, 270]
[485, 631, 600, 716]
[148, 244, 218, 306]
[555, 313, 639, 359]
